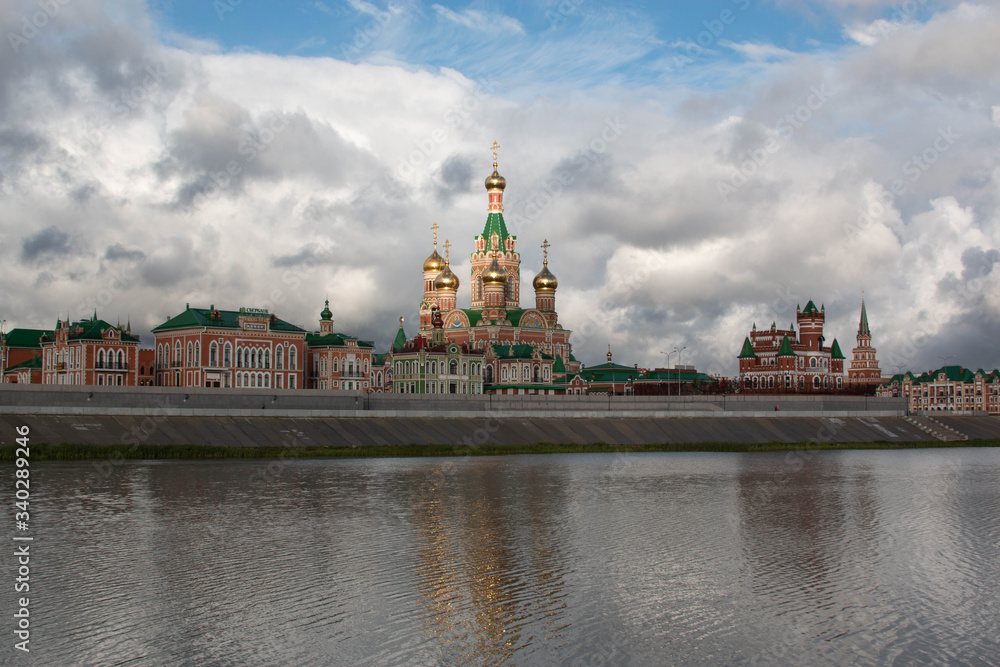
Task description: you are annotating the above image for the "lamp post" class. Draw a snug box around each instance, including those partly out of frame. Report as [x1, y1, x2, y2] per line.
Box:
[674, 346, 687, 397]
[660, 350, 676, 397]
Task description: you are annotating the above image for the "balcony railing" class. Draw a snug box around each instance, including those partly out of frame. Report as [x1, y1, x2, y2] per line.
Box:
[95, 362, 129, 370]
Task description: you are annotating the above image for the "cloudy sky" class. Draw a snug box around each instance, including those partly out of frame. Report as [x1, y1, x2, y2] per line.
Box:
[2, 0, 999, 376]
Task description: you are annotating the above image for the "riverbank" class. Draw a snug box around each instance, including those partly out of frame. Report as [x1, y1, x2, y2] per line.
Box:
[3, 438, 998, 461]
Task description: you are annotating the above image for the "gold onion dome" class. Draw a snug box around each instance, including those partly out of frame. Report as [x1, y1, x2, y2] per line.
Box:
[423, 249, 446, 272]
[433, 264, 459, 291]
[533, 265, 558, 291]
[485, 167, 506, 191]
[482, 256, 508, 285]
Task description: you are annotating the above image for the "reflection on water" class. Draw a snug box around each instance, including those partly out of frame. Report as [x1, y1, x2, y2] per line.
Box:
[2, 449, 999, 665]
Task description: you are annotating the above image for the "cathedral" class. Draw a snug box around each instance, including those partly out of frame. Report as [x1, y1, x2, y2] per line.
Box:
[417, 143, 579, 378]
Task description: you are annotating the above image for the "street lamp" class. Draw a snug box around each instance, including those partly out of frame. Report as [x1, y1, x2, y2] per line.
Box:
[660, 350, 676, 397]
[674, 346, 687, 397]
[935, 355, 955, 368]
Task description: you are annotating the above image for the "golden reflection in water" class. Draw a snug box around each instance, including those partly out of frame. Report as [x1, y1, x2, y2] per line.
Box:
[409, 460, 569, 664]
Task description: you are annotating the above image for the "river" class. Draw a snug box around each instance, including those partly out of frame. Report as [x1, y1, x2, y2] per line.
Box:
[3, 448, 998, 665]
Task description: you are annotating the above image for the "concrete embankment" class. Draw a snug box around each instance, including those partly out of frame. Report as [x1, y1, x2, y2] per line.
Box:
[1, 385, 997, 447]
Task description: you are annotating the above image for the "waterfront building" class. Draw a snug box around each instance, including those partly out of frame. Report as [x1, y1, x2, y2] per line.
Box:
[574, 347, 644, 395]
[738, 300, 846, 391]
[151, 304, 306, 388]
[1, 328, 49, 383]
[138, 349, 155, 386]
[40, 314, 141, 386]
[387, 316, 484, 394]
[305, 300, 375, 391]
[877, 366, 1000, 414]
[632, 367, 722, 396]
[847, 297, 882, 387]
[416, 143, 578, 383]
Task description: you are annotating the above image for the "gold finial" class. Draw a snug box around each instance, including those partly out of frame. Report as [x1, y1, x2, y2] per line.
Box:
[541, 238, 550, 266]
[491, 140, 500, 168]
[399, 316, 404, 325]
[443, 239, 451, 264]
[607, 344, 612, 363]
[431, 222, 439, 248]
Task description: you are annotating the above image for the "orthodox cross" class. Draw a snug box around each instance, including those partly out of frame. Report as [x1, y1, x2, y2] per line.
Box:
[541, 239, 550, 265]
[443, 239, 452, 264]
[431, 221, 439, 248]
[491, 140, 500, 167]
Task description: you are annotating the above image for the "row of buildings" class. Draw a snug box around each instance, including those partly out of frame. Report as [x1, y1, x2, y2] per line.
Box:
[3, 146, 997, 409]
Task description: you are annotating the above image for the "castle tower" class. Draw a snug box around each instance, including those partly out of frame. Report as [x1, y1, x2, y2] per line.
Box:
[433, 240, 459, 312]
[319, 299, 334, 335]
[796, 300, 826, 351]
[471, 141, 520, 309]
[420, 222, 447, 330]
[848, 296, 881, 385]
[533, 238, 558, 316]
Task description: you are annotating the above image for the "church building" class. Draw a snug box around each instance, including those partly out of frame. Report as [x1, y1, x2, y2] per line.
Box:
[416, 143, 578, 391]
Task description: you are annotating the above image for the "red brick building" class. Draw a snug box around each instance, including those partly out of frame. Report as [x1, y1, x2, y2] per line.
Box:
[847, 297, 882, 387]
[738, 301, 846, 391]
[152, 304, 306, 388]
[305, 300, 375, 391]
[1, 328, 49, 383]
[39, 315, 141, 386]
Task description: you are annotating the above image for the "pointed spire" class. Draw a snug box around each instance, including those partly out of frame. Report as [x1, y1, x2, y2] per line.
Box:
[738, 337, 757, 359]
[392, 317, 407, 352]
[859, 295, 871, 336]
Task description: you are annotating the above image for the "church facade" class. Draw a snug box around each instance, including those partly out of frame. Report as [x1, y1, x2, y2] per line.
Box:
[416, 145, 578, 392]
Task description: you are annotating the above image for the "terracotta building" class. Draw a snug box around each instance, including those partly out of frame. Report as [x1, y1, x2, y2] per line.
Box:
[305, 300, 375, 391]
[877, 366, 1000, 414]
[151, 304, 306, 389]
[738, 301, 846, 391]
[847, 297, 882, 387]
[40, 314, 141, 386]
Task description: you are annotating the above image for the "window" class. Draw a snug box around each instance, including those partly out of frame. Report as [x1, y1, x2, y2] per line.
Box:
[174, 341, 181, 366]
[333, 358, 338, 373]
[276, 346, 283, 369]
[224, 343, 232, 367]
[289, 347, 296, 370]
[264, 349, 270, 369]
[187, 342, 193, 367]
[195, 342, 200, 365]
[210, 342, 219, 366]
[450, 359, 458, 374]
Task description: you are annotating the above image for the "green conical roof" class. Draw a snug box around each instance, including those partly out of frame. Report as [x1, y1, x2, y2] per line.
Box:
[801, 300, 820, 315]
[391, 321, 407, 352]
[859, 299, 870, 335]
[829, 338, 845, 359]
[553, 355, 566, 373]
[738, 337, 757, 359]
[777, 335, 795, 356]
[478, 213, 512, 253]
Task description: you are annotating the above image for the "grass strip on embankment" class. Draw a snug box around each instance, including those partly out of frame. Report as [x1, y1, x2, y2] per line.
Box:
[0, 439, 998, 462]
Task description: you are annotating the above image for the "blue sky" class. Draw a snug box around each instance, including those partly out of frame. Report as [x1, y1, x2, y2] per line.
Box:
[2, 0, 999, 375]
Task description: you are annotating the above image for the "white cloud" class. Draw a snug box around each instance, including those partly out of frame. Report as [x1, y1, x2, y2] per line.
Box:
[720, 40, 797, 61]
[431, 4, 525, 34]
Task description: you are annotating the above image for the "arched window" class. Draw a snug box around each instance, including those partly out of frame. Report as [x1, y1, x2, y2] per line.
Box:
[364, 359, 369, 373]
[810, 358, 817, 368]
[194, 342, 200, 365]
[224, 343, 232, 367]
[156, 344, 162, 368]
[264, 350, 270, 369]
[174, 341, 181, 366]
[276, 346, 283, 369]
[533, 365, 540, 383]
[333, 358, 338, 373]
[813, 376, 821, 389]
[210, 342, 218, 366]
[97, 349, 105, 367]
[477, 276, 483, 301]
[187, 342, 193, 367]
[263, 374, 269, 388]
[289, 347, 296, 370]
[450, 359, 458, 374]
[485, 365, 493, 384]
[767, 376, 774, 388]
[501, 367, 508, 381]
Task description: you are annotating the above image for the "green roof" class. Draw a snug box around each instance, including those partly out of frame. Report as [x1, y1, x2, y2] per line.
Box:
[152, 306, 305, 333]
[305, 332, 374, 349]
[738, 336, 757, 359]
[2, 328, 51, 348]
[777, 335, 795, 356]
[4, 355, 42, 372]
[639, 369, 719, 383]
[459, 309, 484, 327]
[859, 299, 870, 335]
[913, 365, 977, 384]
[478, 212, 512, 252]
[490, 344, 553, 360]
[52, 318, 140, 343]
[391, 323, 407, 352]
[579, 362, 643, 382]
[801, 300, 821, 315]
[553, 355, 566, 373]
[829, 338, 845, 359]
[372, 353, 388, 366]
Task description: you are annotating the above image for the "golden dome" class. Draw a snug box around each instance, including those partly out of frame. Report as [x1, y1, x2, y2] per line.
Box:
[482, 256, 508, 285]
[433, 264, 459, 291]
[533, 265, 558, 291]
[423, 249, 446, 272]
[485, 168, 506, 191]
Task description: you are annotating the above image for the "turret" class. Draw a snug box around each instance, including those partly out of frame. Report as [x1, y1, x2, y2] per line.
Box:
[533, 238, 558, 313]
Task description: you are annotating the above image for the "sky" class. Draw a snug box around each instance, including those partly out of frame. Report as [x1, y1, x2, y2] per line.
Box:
[1, 0, 999, 377]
